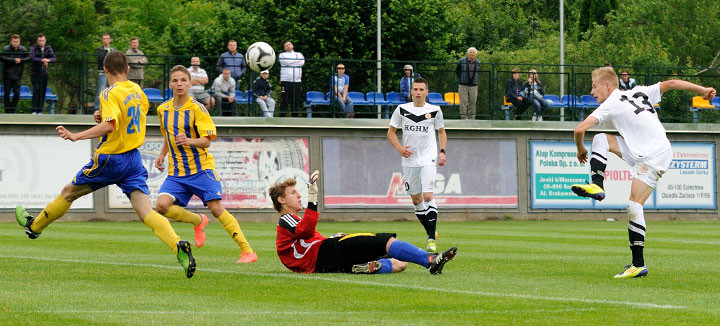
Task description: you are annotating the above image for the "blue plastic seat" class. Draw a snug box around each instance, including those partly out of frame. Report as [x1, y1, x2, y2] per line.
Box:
[143, 88, 164, 102]
[20, 86, 32, 100]
[347, 91, 369, 105]
[235, 90, 248, 104]
[306, 91, 330, 105]
[386, 92, 406, 105]
[164, 89, 173, 100]
[712, 97, 720, 108]
[45, 87, 58, 101]
[544, 94, 564, 107]
[580, 95, 599, 108]
[0, 85, 4, 97]
[245, 90, 254, 104]
[427, 92, 448, 105]
[561, 95, 581, 107]
[366, 92, 389, 105]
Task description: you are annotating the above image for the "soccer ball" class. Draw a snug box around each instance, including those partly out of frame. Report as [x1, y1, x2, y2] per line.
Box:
[245, 42, 276, 73]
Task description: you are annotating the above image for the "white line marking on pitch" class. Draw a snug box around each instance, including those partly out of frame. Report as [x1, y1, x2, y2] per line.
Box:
[2, 255, 686, 310]
[29, 308, 599, 315]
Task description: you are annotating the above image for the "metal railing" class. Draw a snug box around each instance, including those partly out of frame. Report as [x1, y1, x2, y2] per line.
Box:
[2, 53, 718, 122]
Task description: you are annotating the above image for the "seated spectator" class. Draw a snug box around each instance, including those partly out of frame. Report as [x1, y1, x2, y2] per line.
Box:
[399, 64, 421, 102]
[504, 68, 530, 120]
[523, 68, 549, 121]
[212, 68, 237, 116]
[332, 63, 353, 118]
[253, 70, 275, 117]
[618, 70, 637, 90]
[187, 57, 214, 109]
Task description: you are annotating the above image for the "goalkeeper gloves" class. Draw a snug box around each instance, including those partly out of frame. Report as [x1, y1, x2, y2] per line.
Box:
[308, 170, 319, 203]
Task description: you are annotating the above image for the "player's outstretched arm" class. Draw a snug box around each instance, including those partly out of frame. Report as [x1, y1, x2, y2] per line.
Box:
[573, 116, 599, 164]
[56, 121, 114, 142]
[660, 80, 716, 100]
[307, 170, 319, 203]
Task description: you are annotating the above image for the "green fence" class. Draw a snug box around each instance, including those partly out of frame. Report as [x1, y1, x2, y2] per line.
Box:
[2, 53, 719, 122]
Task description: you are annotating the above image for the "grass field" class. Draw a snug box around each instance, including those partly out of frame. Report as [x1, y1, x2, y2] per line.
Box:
[1, 219, 719, 325]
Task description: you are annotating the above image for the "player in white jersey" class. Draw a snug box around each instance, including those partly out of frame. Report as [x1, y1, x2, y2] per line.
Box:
[571, 67, 716, 279]
[387, 78, 447, 252]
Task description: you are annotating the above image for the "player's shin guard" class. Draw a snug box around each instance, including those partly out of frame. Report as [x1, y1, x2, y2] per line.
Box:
[165, 205, 202, 226]
[590, 133, 609, 189]
[377, 258, 393, 274]
[424, 199, 438, 240]
[31, 195, 72, 233]
[388, 240, 430, 268]
[217, 210, 253, 253]
[143, 211, 181, 254]
[413, 202, 429, 231]
[627, 201, 646, 267]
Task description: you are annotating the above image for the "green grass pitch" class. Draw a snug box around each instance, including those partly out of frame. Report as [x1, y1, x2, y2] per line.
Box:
[1, 219, 719, 325]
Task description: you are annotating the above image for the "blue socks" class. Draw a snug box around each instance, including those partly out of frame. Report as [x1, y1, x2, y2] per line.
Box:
[376, 258, 393, 274]
[388, 240, 430, 268]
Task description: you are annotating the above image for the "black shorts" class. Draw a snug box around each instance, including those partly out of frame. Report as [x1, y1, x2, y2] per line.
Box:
[314, 232, 396, 273]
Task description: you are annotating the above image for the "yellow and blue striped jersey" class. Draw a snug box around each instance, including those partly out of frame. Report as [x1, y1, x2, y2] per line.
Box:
[157, 98, 217, 176]
[96, 80, 150, 154]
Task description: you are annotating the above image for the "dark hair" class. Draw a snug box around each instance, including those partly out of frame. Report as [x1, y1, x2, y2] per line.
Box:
[269, 178, 297, 212]
[283, 41, 292, 46]
[103, 50, 128, 75]
[130, 37, 139, 41]
[511, 68, 520, 73]
[620, 69, 629, 75]
[228, 40, 237, 44]
[412, 77, 428, 88]
[37, 33, 45, 39]
[10, 34, 20, 40]
[102, 33, 111, 38]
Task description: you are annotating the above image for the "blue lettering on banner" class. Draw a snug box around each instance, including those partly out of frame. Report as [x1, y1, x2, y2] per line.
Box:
[669, 160, 708, 169]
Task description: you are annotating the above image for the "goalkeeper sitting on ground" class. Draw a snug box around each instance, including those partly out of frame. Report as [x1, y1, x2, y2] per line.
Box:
[271, 170, 457, 274]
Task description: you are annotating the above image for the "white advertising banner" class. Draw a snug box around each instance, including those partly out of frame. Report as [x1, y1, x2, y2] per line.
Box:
[530, 140, 715, 209]
[108, 137, 310, 209]
[0, 135, 93, 209]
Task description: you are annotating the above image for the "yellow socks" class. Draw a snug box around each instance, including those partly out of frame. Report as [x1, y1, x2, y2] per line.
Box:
[143, 211, 181, 254]
[31, 195, 72, 232]
[217, 210, 253, 253]
[165, 205, 202, 226]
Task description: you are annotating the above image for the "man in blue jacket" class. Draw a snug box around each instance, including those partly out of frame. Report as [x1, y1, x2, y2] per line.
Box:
[216, 40, 246, 90]
[29, 33, 56, 114]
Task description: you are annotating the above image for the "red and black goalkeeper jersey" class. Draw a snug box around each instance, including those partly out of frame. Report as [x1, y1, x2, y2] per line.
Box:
[276, 203, 327, 273]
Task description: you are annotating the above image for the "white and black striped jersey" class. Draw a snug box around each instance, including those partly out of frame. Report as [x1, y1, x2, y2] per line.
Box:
[389, 102, 444, 167]
[589, 83, 670, 159]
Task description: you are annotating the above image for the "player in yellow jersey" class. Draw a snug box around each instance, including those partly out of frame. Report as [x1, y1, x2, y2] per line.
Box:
[15, 51, 196, 278]
[154, 65, 257, 263]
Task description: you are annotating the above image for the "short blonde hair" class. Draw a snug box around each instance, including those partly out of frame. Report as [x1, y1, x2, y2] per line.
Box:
[269, 178, 297, 212]
[169, 65, 191, 79]
[591, 67, 619, 88]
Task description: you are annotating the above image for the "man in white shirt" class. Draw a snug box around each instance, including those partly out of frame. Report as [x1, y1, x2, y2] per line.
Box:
[387, 78, 447, 252]
[187, 57, 214, 109]
[279, 41, 305, 117]
[571, 67, 716, 279]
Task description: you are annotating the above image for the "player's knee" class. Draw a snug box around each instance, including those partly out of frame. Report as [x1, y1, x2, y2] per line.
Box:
[410, 194, 423, 205]
[155, 202, 169, 215]
[207, 201, 224, 217]
[423, 192, 434, 202]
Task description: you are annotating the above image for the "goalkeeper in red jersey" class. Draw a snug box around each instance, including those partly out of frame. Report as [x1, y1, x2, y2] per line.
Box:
[271, 170, 457, 274]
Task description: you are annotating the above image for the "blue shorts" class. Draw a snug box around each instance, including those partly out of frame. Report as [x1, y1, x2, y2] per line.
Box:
[158, 169, 223, 207]
[72, 149, 149, 196]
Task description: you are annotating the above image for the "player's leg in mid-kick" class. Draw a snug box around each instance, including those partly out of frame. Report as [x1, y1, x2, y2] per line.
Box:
[571, 133, 622, 201]
[16, 183, 93, 239]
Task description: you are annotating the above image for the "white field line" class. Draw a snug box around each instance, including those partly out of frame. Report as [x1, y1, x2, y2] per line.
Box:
[2, 255, 686, 310]
[27, 308, 599, 315]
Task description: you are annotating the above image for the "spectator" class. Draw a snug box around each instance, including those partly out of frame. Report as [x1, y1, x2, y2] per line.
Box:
[216, 40, 246, 89]
[94, 33, 115, 110]
[253, 69, 275, 117]
[126, 37, 148, 87]
[618, 70, 637, 90]
[212, 68, 237, 116]
[186, 56, 214, 109]
[29, 33, 56, 114]
[332, 63, 353, 118]
[523, 68, 549, 121]
[455, 47, 480, 120]
[400, 64, 421, 102]
[505, 68, 530, 120]
[279, 41, 305, 117]
[1, 34, 29, 113]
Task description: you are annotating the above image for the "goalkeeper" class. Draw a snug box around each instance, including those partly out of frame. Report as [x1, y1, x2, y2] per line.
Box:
[271, 170, 457, 274]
